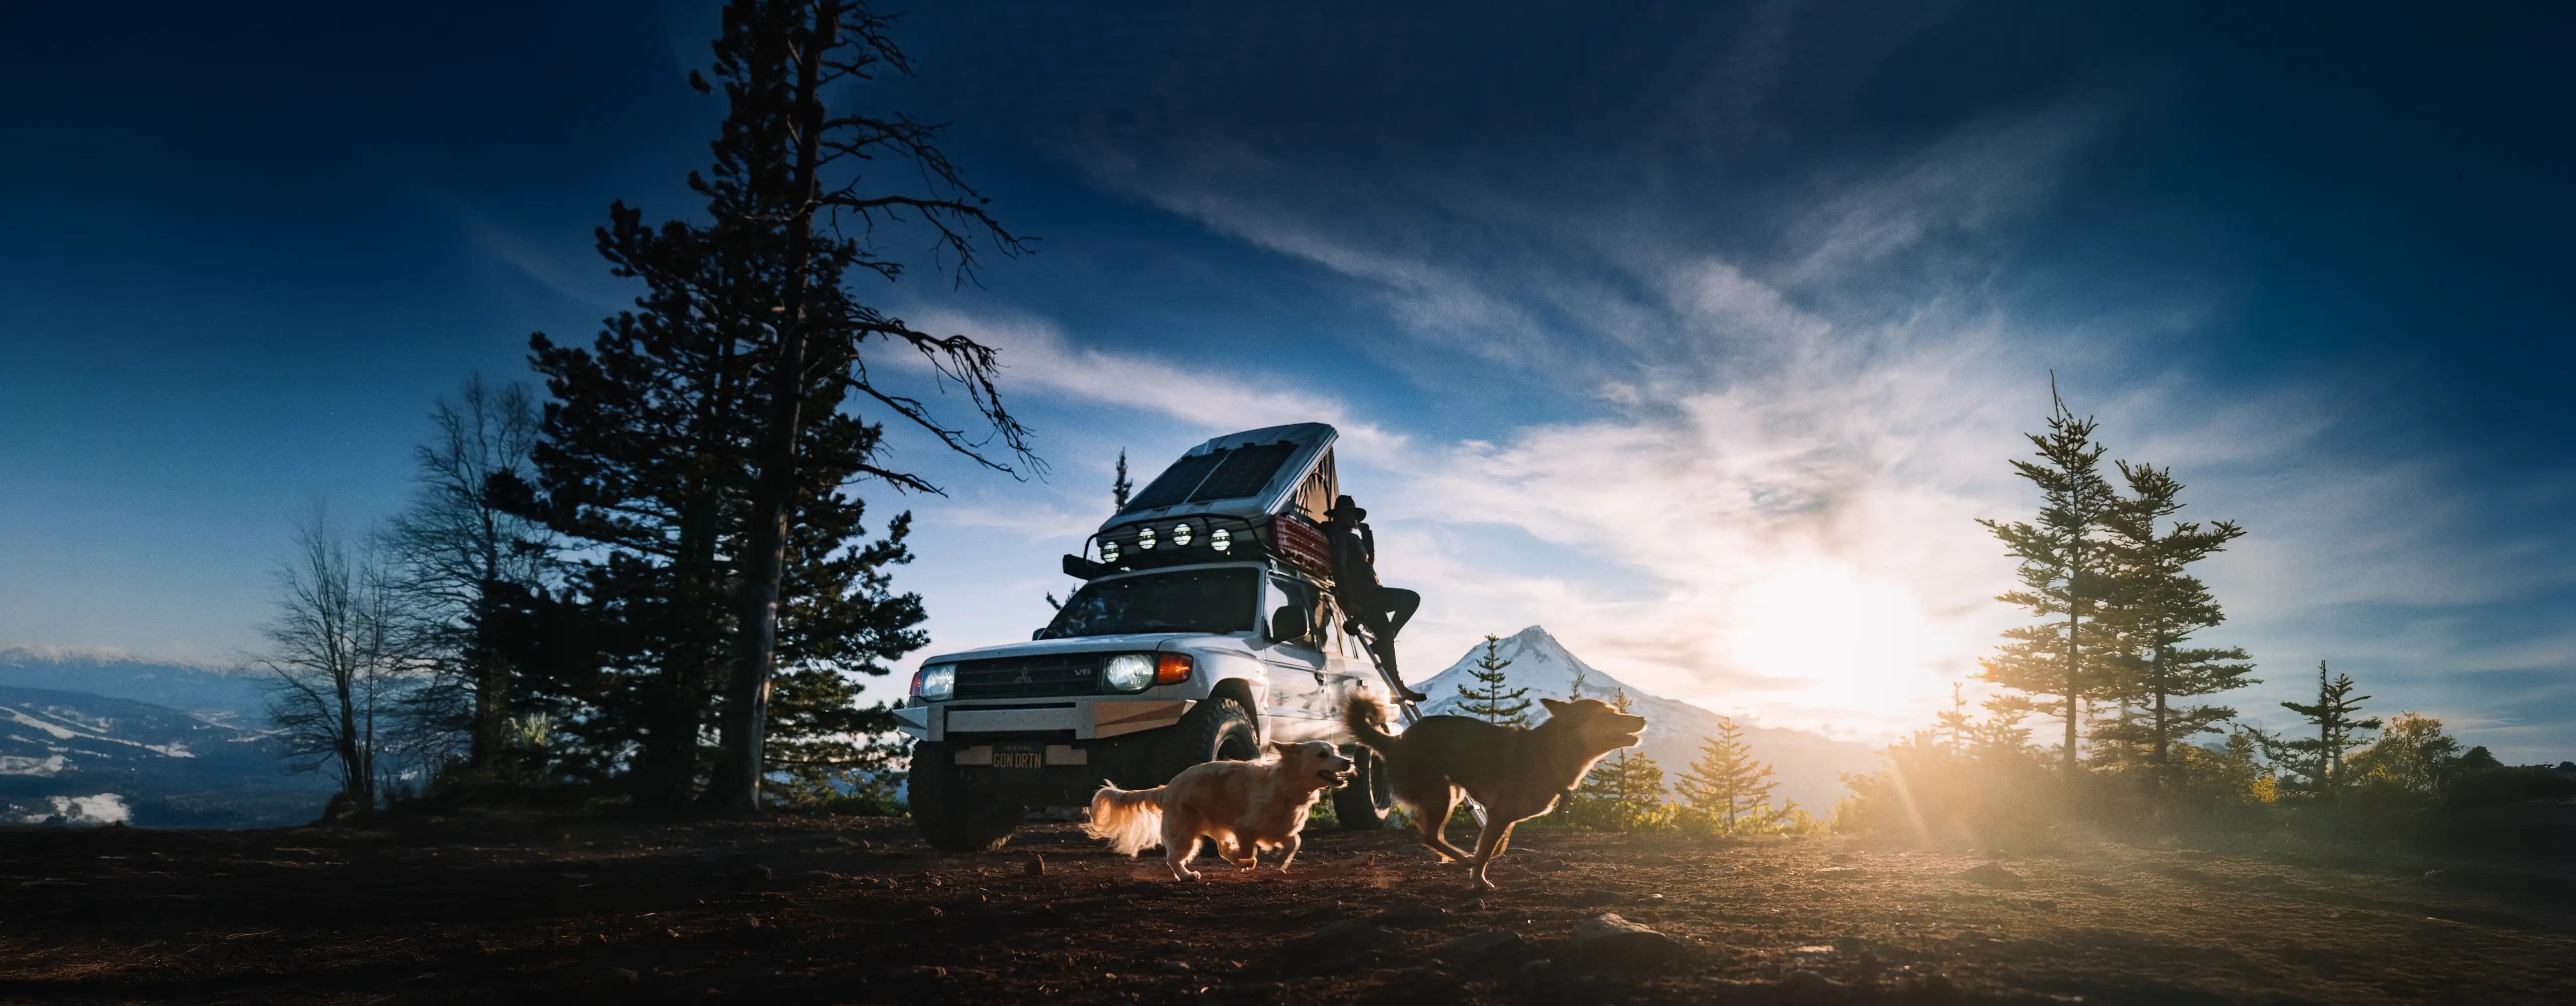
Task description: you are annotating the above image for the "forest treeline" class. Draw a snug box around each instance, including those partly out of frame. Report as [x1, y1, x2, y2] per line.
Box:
[1833, 393, 2576, 846]
[255, 1, 1030, 817]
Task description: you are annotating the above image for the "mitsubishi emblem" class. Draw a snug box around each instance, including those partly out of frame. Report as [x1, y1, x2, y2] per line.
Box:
[1012, 669, 1034, 685]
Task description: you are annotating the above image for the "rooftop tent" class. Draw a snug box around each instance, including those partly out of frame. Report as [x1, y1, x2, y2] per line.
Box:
[1107, 424, 1338, 527]
[1124, 451, 1227, 511]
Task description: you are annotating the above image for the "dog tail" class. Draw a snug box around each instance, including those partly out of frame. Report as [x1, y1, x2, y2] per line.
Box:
[1081, 782, 1166, 856]
[1342, 694, 1400, 755]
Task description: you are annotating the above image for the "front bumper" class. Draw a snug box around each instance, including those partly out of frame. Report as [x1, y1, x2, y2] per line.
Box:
[893, 697, 1194, 743]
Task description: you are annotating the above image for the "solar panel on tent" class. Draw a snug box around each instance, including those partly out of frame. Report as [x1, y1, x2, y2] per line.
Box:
[1187, 441, 1299, 503]
[1123, 449, 1229, 512]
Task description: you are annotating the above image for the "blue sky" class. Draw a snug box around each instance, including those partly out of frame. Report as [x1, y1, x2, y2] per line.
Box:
[2, 2, 2569, 759]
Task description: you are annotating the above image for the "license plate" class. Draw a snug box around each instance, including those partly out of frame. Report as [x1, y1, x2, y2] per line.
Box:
[991, 746, 1042, 770]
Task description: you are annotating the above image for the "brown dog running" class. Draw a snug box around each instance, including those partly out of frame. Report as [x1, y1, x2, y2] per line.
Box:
[1344, 694, 1647, 891]
[1084, 741, 1354, 881]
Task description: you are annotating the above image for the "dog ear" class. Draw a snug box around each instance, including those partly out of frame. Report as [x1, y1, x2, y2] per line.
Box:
[1539, 697, 1568, 713]
[1269, 740, 1298, 758]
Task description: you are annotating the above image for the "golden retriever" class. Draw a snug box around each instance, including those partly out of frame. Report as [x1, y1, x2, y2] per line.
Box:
[1083, 740, 1354, 880]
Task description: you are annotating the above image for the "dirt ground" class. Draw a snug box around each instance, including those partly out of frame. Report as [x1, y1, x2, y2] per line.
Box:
[2, 812, 2570, 1004]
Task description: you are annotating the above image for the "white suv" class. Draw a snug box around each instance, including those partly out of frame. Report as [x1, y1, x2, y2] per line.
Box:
[894, 423, 1400, 851]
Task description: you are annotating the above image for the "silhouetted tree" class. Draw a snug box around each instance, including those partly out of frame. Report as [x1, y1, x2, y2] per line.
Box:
[1676, 714, 1782, 833]
[1972, 693, 2039, 758]
[2098, 461, 2255, 787]
[519, 199, 755, 807]
[1571, 689, 1669, 831]
[2270, 661, 2381, 804]
[1454, 635, 1531, 726]
[1934, 682, 1973, 756]
[383, 376, 548, 773]
[1980, 385, 2120, 776]
[512, 1, 1030, 811]
[701, 0, 1036, 812]
[257, 512, 416, 814]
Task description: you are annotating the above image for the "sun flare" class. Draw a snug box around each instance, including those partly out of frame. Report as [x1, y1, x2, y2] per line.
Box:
[1723, 563, 1951, 722]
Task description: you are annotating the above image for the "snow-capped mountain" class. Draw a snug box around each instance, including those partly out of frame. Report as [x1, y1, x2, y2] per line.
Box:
[0, 686, 330, 826]
[1411, 626, 1881, 814]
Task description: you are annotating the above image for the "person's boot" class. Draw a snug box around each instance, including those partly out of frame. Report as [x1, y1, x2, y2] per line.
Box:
[1382, 650, 1429, 703]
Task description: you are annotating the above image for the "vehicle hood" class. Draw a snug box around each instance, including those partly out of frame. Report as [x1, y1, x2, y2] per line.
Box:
[917, 632, 1257, 666]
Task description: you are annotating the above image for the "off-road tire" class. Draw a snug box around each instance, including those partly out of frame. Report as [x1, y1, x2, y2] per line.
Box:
[1154, 698, 1261, 783]
[1332, 745, 1394, 829]
[908, 741, 1024, 853]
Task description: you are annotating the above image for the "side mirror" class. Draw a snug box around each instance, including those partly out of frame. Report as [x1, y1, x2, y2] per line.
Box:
[1269, 606, 1311, 645]
[1031, 629, 1046, 641]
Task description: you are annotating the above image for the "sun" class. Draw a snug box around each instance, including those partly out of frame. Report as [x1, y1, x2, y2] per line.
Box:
[1723, 562, 1951, 723]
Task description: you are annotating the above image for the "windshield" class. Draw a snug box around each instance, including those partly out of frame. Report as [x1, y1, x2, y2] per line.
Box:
[1042, 567, 1258, 638]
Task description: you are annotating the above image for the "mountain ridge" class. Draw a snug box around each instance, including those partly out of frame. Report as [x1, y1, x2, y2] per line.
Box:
[0, 649, 269, 725]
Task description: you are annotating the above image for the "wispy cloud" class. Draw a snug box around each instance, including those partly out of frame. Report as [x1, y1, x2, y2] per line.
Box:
[1023, 94, 2575, 754]
[902, 307, 1410, 462]
[457, 209, 633, 310]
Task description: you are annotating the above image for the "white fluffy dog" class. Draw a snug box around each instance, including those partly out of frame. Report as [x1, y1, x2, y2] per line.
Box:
[1084, 741, 1355, 880]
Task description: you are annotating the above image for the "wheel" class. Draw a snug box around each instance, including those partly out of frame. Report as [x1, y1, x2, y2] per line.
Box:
[1154, 698, 1261, 782]
[1332, 745, 1395, 829]
[908, 741, 1024, 853]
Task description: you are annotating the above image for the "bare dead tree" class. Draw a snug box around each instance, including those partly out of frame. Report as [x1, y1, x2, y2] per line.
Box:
[257, 511, 415, 814]
[383, 376, 548, 773]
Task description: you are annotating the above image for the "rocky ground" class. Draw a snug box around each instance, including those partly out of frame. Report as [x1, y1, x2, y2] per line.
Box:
[2, 813, 2571, 1004]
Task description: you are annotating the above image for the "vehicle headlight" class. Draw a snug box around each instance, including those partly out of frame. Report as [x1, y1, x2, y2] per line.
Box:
[1102, 653, 1156, 692]
[1171, 522, 1193, 546]
[1138, 526, 1157, 551]
[913, 663, 956, 701]
[1210, 527, 1231, 553]
[1100, 540, 1121, 563]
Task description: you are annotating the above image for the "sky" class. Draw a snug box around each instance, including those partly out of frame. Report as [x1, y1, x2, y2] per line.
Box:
[2, 1, 2570, 760]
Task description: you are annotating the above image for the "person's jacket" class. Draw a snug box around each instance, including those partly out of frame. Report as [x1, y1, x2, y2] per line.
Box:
[1328, 520, 1379, 592]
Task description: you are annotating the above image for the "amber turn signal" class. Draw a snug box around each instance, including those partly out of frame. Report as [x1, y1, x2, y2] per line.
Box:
[1155, 652, 1194, 686]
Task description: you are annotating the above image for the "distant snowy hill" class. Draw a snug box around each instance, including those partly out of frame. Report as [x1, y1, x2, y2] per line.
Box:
[0, 684, 330, 827]
[1411, 626, 1881, 814]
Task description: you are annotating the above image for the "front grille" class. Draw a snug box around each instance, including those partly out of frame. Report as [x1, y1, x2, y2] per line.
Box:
[952, 653, 1102, 700]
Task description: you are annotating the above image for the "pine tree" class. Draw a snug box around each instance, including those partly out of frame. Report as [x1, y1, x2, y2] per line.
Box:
[1112, 449, 1133, 511]
[707, 0, 1036, 811]
[1972, 693, 2038, 758]
[1979, 384, 2121, 776]
[516, 200, 757, 807]
[1933, 682, 1973, 756]
[511, 1, 1031, 810]
[2271, 661, 2381, 804]
[1675, 714, 1781, 833]
[1454, 635, 1532, 726]
[1572, 689, 1669, 831]
[2100, 461, 2256, 787]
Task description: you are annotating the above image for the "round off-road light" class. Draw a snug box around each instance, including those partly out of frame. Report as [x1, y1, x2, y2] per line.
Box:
[1100, 540, 1121, 563]
[1210, 527, 1232, 553]
[1102, 653, 1155, 692]
[1138, 527, 1158, 551]
[1172, 522, 1193, 547]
